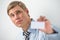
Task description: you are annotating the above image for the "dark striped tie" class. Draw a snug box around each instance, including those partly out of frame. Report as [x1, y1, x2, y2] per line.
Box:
[23, 31, 30, 40]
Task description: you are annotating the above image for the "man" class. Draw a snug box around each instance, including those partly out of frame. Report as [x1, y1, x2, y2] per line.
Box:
[7, 1, 60, 40]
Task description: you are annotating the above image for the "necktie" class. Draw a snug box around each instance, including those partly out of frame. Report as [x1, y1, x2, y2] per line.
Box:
[23, 31, 30, 40]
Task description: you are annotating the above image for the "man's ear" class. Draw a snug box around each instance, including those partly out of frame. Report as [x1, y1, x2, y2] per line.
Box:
[25, 9, 29, 14]
[25, 9, 30, 17]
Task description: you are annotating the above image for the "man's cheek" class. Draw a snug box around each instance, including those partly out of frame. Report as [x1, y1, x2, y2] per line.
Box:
[12, 20, 15, 24]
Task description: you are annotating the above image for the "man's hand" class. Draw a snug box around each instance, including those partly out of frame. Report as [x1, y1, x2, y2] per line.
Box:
[37, 16, 54, 34]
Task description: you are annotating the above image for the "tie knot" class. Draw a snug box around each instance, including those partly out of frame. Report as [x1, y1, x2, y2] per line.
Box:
[23, 31, 30, 37]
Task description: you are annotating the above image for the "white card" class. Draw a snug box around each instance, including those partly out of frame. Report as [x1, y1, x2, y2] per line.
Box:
[30, 21, 45, 29]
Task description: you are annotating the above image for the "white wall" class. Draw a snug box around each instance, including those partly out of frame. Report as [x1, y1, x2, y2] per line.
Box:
[0, 0, 60, 40]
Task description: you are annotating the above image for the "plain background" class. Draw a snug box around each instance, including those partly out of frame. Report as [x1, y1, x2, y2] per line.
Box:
[0, 0, 60, 40]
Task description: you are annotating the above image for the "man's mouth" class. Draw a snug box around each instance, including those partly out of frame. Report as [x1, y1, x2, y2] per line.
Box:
[16, 20, 23, 24]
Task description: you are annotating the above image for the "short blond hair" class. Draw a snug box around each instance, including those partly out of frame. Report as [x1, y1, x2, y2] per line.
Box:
[7, 1, 27, 15]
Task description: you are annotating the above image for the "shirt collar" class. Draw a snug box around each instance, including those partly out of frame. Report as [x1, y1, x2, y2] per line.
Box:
[27, 20, 36, 33]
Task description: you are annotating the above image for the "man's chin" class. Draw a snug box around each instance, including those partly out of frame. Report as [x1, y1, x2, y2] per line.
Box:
[16, 24, 22, 28]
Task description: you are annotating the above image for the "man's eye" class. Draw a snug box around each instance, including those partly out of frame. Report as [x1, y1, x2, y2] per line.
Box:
[16, 10, 22, 14]
[9, 14, 14, 17]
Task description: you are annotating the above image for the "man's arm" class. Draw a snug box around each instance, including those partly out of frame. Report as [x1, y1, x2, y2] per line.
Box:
[37, 16, 60, 40]
[46, 26, 60, 40]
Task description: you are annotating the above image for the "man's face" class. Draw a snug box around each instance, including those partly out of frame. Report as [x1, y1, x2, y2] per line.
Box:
[8, 5, 31, 28]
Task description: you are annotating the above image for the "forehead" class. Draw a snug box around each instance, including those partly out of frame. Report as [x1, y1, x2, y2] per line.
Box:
[9, 5, 24, 14]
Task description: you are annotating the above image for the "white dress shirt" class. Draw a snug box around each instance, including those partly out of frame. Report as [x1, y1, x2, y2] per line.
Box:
[16, 21, 60, 40]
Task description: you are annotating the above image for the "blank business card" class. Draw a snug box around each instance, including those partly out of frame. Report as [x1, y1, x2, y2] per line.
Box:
[30, 21, 45, 29]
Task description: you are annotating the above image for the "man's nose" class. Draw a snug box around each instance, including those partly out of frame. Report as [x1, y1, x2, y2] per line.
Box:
[14, 14, 20, 20]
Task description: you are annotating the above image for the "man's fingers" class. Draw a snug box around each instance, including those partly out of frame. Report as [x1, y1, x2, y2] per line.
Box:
[37, 16, 48, 21]
[37, 16, 44, 21]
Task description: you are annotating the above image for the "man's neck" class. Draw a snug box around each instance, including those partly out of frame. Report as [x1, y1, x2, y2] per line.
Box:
[22, 22, 31, 32]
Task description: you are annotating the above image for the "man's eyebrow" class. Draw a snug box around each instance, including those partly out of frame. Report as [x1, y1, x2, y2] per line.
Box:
[15, 10, 22, 13]
[9, 13, 14, 16]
